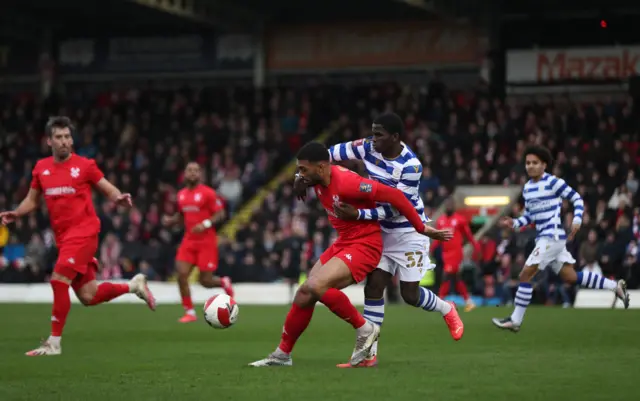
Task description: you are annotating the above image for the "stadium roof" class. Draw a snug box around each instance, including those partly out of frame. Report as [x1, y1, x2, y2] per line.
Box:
[0, 0, 441, 45]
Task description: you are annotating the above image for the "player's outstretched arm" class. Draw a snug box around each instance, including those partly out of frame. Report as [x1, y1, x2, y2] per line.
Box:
[505, 207, 532, 232]
[0, 188, 41, 224]
[373, 184, 427, 233]
[94, 178, 132, 207]
[328, 138, 369, 163]
[335, 203, 398, 221]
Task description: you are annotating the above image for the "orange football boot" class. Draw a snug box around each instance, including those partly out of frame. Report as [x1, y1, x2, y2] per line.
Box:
[443, 301, 464, 340]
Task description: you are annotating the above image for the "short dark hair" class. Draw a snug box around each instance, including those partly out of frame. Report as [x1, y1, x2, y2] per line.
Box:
[524, 145, 553, 166]
[297, 141, 329, 163]
[45, 116, 74, 137]
[373, 112, 404, 138]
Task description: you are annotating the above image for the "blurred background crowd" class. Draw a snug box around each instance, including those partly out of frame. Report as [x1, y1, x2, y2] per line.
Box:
[1, 82, 638, 307]
[1, 0, 639, 307]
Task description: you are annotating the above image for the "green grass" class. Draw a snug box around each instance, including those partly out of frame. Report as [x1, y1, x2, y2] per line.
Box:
[0, 304, 638, 401]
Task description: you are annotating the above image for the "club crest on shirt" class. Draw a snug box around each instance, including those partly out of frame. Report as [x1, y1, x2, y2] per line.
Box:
[70, 167, 80, 178]
[392, 169, 402, 179]
[359, 183, 372, 193]
[194, 193, 201, 202]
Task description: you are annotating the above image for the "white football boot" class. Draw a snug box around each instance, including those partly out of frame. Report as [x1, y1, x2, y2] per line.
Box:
[26, 339, 61, 356]
[248, 352, 293, 367]
[615, 280, 630, 309]
[349, 321, 380, 366]
[129, 274, 157, 311]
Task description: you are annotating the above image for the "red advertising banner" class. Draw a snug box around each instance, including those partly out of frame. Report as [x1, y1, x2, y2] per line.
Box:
[507, 46, 640, 83]
[265, 21, 486, 71]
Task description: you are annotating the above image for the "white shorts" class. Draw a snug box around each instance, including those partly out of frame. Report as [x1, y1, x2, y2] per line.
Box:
[525, 237, 576, 274]
[377, 231, 434, 282]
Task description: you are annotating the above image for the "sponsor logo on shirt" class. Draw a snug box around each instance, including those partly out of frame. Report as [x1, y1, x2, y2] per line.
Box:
[45, 186, 76, 196]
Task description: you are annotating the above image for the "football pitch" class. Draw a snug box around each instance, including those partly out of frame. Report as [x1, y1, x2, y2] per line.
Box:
[1, 304, 638, 401]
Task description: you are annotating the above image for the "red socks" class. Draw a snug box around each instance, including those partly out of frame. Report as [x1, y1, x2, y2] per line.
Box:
[182, 296, 194, 311]
[278, 304, 315, 354]
[455, 281, 470, 301]
[320, 288, 366, 329]
[439, 280, 470, 301]
[51, 280, 71, 337]
[439, 280, 451, 299]
[88, 283, 130, 305]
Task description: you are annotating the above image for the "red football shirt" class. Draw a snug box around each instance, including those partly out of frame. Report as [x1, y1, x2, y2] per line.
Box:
[177, 184, 223, 242]
[30, 154, 104, 242]
[433, 212, 478, 256]
[313, 165, 381, 243]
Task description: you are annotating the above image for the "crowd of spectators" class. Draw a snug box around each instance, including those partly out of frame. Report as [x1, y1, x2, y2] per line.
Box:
[1, 81, 639, 308]
[226, 82, 640, 304]
[0, 85, 322, 282]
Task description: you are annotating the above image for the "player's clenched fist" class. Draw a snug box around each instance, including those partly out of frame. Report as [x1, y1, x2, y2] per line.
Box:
[0, 211, 18, 225]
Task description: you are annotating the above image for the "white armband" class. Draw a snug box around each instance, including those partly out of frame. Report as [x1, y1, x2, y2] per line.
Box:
[202, 219, 212, 229]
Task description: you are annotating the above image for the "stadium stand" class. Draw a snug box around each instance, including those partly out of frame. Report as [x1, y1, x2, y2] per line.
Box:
[1, 82, 639, 307]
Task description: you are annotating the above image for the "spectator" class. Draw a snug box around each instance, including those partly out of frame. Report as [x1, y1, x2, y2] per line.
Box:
[218, 169, 243, 214]
[579, 229, 602, 270]
[99, 233, 122, 280]
[626, 170, 638, 196]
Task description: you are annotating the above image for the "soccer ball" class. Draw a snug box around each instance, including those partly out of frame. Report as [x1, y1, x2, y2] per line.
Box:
[203, 294, 239, 329]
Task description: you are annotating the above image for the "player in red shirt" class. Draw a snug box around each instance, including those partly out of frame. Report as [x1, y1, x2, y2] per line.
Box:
[163, 162, 233, 323]
[431, 198, 480, 312]
[249, 142, 452, 367]
[0, 116, 156, 356]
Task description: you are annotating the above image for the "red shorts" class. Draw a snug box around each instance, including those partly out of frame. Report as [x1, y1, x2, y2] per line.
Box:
[54, 236, 99, 290]
[320, 236, 383, 283]
[176, 239, 218, 272]
[442, 254, 463, 275]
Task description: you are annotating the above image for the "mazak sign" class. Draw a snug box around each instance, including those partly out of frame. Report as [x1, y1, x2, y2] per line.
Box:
[507, 46, 640, 84]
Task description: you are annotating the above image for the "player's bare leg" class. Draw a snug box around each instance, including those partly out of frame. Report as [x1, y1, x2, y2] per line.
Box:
[559, 264, 630, 308]
[199, 271, 234, 298]
[25, 271, 72, 356]
[250, 258, 379, 367]
[176, 261, 198, 323]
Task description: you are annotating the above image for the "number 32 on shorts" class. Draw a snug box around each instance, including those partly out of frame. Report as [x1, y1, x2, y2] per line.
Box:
[404, 251, 424, 268]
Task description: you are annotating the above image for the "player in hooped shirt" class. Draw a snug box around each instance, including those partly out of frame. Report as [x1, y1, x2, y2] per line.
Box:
[163, 162, 233, 323]
[249, 142, 452, 367]
[0, 117, 156, 356]
[432, 198, 481, 312]
[325, 113, 463, 368]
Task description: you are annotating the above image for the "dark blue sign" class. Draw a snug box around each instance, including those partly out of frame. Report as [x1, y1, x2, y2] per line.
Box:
[56, 34, 254, 74]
